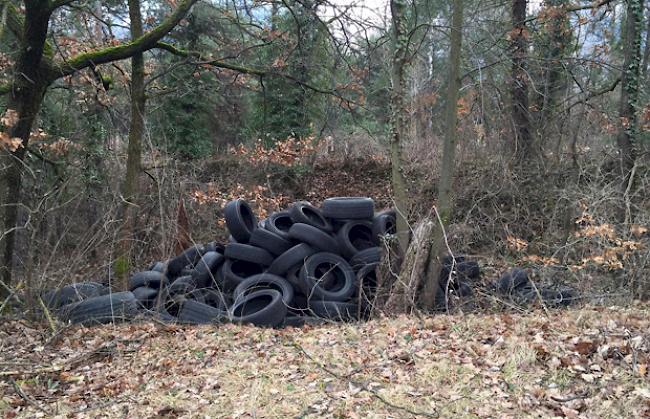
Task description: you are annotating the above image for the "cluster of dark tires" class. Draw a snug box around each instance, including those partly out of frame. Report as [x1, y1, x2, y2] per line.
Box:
[44, 197, 397, 327]
[495, 268, 578, 307]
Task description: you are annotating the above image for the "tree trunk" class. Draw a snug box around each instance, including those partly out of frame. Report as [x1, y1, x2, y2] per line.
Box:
[534, 0, 570, 149]
[510, 0, 533, 160]
[389, 0, 411, 254]
[617, 0, 645, 176]
[384, 219, 434, 314]
[116, 0, 146, 291]
[0, 1, 52, 298]
[641, 4, 650, 81]
[420, 0, 464, 309]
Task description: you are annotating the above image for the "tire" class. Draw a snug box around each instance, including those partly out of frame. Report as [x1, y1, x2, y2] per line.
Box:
[129, 271, 167, 291]
[167, 245, 203, 277]
[267, 243, 317, 276]
[42, 282, 108, 309]
[224, 198, 258, 243]
[224, 243, 274, 266]
[149, 261, 167, 273]
[220, 259, 265, 292]
[233, 273, 294, 306]
[229, 289, 287, 327]
[308, 300, 359, 321]
[132, 287, 159, 308]
[286, 264, 306, 295]
[281, 315, 326, 328]
[288, 223, 340, 253]
[265, 211, 293, 240]
[372, 211, 396, 243]
[356, 264, 378, 293]
[336, 221, 375, 259]
[177, 300, 226, 324]
[497, 268, 530, 294]
[249, 228, 293, 256]
[168, 275, 198, 296]
[188, 288, 230, 310]
[349, 247, 382, 270]
[192, 251, 225, 288]
[322, 197, 374, 220]
[61, 291, 139, 325]
[299, 253, 355, 301]
[289, 201, 332, 232]
[456, 261, 480, 281]
[205, 241, 225, 254]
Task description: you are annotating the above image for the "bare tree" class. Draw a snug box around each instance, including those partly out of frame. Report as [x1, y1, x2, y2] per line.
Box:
[510, 0, 533, 160]
[420, 0, 464, 309]
[617, 0, 645, 176]
[0, 0, 200, 297]
[389, 0, 411, 253]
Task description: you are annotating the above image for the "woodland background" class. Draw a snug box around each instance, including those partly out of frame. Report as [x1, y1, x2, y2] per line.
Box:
[1, 0, 650, 311]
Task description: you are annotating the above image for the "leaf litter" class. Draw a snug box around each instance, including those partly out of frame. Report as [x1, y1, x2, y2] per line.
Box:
[0, 305, 649, 418]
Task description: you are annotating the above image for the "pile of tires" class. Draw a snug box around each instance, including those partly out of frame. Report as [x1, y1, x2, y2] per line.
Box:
[46, 197, 397, 327]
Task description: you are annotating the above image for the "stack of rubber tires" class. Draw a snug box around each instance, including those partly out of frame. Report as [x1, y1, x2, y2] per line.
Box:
[47, 197, 397, 328]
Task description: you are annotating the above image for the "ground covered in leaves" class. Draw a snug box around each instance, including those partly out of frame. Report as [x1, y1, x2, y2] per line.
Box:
[1, 306, 649, 418]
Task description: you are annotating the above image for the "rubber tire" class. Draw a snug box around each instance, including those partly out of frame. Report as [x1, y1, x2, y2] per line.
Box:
[42, 282, 108, 309]
[229, 289, 287, 327]
[336, 220, 375, 258]
[220, 259, 265, 292]
[149, 261, 167, 273]
[192, 251, 225, 288]
[372, 211, 396, 243]
[308, 300, 359, 321]
[322, 197, 374, 220]
[233, 273, 294, 306]
[497, 268, 530, 294]
[289, 201, 332, 232]
[349, 247, 382, 270]
[224, 243, 274, 266]
[204, 241, 225, 254]
[224, 198, 258, 243]
[299, 252, 355, 301]
[61, 291, 139, 325]
[167, 246, 203, 277]
[265, 211, 293, 240]
[249, 228, 293, 256]
[189, 288, 230, 310]
[267, 243, 317, 276]
[129, 271, 167, 291]
[456, 261, 480, 281]
[177, 300, 226, 324]
[288, 223, 340, 254]
[168, 275, 198, 296]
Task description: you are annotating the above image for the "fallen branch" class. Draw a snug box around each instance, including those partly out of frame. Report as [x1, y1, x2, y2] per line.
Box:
[9, 377, 52, 415]
[290, 339, 438, 418]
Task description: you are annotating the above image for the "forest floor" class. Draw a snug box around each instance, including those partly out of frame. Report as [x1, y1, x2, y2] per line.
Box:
[1, 306, 649, 418]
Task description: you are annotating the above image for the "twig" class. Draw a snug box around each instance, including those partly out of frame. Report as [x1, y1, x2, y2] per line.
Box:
[290, 340, 438, 418]
[37, 296, 57, 336]
[9, 377, 52, 415]
[0, 365, 63, 377]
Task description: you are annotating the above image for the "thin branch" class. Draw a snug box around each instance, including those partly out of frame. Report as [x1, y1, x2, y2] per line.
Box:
[49, 0, 80, 11]
[154, 42, 361, 106]
[49, 0, 199, 80]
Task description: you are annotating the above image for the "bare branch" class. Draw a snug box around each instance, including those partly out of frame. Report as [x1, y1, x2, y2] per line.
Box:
[48, 0, 199, 80]
[153, 42, 362, 106]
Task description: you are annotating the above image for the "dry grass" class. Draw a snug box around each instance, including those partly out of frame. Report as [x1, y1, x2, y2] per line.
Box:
[1, 305, 649, 418]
